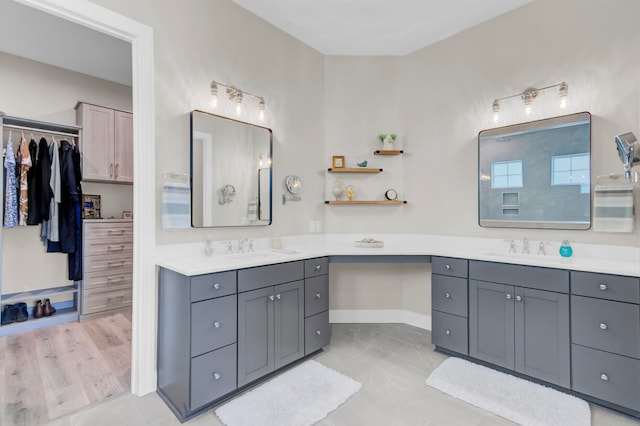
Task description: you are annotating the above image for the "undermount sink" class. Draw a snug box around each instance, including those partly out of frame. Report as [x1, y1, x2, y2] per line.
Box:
[484, 251, 548, 259]
[225, 249, 300, 260]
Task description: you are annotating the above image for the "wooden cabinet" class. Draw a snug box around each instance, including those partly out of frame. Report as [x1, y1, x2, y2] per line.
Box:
[76, 102, 133, 183]
[468, 261, 570, 388]
[81, 220, 133, 321]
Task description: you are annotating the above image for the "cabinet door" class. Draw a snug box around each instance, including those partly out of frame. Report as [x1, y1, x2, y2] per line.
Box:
[114, 111, 133, 183]
[274, 280, 304, 369]
[237, 287, 274, 387]
[78, 103, 114, 181]
[469, 280, 515, 369]
[514, 287, 570, 387]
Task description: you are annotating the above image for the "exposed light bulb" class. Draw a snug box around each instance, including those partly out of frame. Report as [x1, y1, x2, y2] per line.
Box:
[236, 102, 242, 115]
[210, 81, 219, 108]
[558, 82, 568, 109]
[492, 100, 500, 123]
[525, 104, 532, 115]
[258, 97, 266, 121]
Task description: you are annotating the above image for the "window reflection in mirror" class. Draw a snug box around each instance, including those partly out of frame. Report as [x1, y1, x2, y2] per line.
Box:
[190, 110, 272, 227]
[478, 112, 591, 229]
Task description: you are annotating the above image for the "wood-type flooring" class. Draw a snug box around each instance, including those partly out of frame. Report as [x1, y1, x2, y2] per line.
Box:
[0, 312, 131, 425]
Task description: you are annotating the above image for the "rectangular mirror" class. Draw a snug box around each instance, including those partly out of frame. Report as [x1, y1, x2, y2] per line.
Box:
[478, 112, 591, 229]
[191, 110, 272, 227]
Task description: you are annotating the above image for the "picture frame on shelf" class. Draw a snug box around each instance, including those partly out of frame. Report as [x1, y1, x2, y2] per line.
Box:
[82, 194, 101, 219]
[332, 156, 345, 168]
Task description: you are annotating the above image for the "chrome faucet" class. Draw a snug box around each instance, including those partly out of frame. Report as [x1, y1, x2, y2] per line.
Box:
[204, 234, 214, 256]
[508, 240, 517, 253]
[247, 239, 254, 252]
[522, 238, 529, 254]
[538, 241, 546, 255]
[225, 241, 233, 255]
[238, 238, 248, 254]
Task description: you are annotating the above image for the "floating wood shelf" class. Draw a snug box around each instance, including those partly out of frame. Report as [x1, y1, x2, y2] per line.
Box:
[1, 284, 78, 304]
[327, 167, 383, 173]
[325, 200, 407, 205]
[374, 150, 404, 155]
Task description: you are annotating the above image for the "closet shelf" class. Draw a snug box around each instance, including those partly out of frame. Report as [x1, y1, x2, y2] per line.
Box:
[325, 200, 407, 205]
[1, 284, 78, 304]
[374, 150, 404, 155]
[327, 167, 383, 173]
[0, 307, 78, 336]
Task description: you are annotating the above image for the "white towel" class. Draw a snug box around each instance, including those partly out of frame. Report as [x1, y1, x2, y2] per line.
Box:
[161, 182, 191, 230]
[593, 181, 634, 233]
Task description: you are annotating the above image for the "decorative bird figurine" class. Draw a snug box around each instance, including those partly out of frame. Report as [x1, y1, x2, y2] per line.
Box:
[357, 160, 368, 167]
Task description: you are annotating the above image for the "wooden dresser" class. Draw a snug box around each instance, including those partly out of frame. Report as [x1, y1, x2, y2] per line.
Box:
[80, 219, 133, 321]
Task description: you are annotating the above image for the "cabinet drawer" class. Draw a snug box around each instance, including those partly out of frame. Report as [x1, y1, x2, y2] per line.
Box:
[84, 255, 133, 276]
[571, 271, 639, 304]
[432, 310, 468, 355]
[304, 257, 329, 278]
[190, 343, 237, 410]
[83, 222, 133, 241]
[432, 275, 468, 317]
[469, 261, 569, 293]
[191, 294, 237, 357]
[238, 261, 304, 292]
[571, 296, 640, 359]
[82, 283, 132, 314]
[305, 275, 329, 318]
[83, 272, 132, 290]
[191, 271, 237, 302]
[432, 257, 468, 278]
[84, 240, 133, 257]
[572, 344, 640, 411]
[305, 311, 330, 355]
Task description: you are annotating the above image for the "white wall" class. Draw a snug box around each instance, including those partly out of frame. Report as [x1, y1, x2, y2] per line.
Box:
[0, 51, 133, 295]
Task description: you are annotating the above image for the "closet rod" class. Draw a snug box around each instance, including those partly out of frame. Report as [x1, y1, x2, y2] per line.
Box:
[2, 124, 79, 139]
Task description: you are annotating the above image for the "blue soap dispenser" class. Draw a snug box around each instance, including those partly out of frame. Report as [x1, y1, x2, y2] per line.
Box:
[559, 239, 573, 257]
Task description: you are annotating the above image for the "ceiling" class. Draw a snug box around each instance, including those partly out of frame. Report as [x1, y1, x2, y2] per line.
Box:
[232, 0, 534, 56]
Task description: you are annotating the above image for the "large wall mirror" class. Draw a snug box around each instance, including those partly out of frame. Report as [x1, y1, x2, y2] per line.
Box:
[478, 112, 591, 229]
[191, 110, 272, 227]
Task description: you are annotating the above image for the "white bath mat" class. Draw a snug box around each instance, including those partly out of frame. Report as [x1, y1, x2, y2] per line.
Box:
[426, 357, 590, 426]
[215, 360, 361, 426]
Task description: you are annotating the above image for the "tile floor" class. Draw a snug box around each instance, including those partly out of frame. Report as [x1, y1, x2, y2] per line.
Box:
[43, 323, 639, 426]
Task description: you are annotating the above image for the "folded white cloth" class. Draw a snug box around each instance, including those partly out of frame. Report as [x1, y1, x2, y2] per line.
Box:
[593, 182, 634, 233]
[161, 182, 191, 230]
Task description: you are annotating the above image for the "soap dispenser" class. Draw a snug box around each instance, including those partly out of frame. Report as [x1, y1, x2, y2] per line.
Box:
[559, 240, 573, 257]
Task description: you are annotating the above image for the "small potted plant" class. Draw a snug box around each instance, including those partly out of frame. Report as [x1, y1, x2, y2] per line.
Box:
[378, 133, 397, 151]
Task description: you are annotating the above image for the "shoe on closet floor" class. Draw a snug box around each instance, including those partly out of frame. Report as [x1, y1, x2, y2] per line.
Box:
[15, 302, 29, 322]
[33, 300, 44, 319]
[43, 299, 56, 317]
[1, 304, 17, 325]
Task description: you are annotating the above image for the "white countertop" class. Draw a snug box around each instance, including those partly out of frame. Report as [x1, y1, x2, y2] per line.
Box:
[155, 234, 640, 278]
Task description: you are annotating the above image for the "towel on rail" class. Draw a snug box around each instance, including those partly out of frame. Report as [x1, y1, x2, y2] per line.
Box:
[161, 181, 191, 230]
[593, 179, 635, 233]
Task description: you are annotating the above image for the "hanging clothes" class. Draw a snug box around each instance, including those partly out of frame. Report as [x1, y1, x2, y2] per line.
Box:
[3, 135, 18, 227]
[68, 142, 83, 281]
[59, 140, 79, 253]
[36, 137, 52, 221]
[27, 138, 39, 225]
[44, 138, 62, 251]
[17, 136, 32, 226]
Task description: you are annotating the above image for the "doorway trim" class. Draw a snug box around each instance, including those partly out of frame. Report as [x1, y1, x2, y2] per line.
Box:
[17, 0, 157, 395]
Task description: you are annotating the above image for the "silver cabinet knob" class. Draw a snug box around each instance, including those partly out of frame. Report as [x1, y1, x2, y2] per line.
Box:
[213, 321, 221, 328]
[269, 295, 275, 301]
[445, 329, 451, 335]
[515, 295, 523, 302]
[506, 294, 512, 300]
[213, 283, 220, 290]
[599, 323, 608, 330]
[213, 372, 221, 380]
[276, 294, 281, 300]
[599, 284, 608, 291]
[600, 373, 609, 381]
[445, 264, 451, 270]
[315, 265, 322, 271]
[316, 330, 322, 335]
[315, 293, 322, 299]
[445, 292, 451, 299]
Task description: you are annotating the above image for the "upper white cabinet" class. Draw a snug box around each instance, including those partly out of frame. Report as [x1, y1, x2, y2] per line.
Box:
[76, 102, 133, 183]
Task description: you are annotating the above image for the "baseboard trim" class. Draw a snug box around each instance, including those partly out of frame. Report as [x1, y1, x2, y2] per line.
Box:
[329, 309, 432, 331]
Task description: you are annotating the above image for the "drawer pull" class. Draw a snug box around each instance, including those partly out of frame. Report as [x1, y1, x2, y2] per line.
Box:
[445, 329, 451, 335]
[315, 330, 322, 335]
[108, 260, 126, 267]
[599, 323, 608, 330]
[276, 294, 281, 300]
[445, 264, 451, 270]
[106, 276, 126, 282]
[515, 295, 523, 302]
[213, 321, 221, 328]
[108, 245, 125, 251]
[600, 373, 609, 381]
[213, 372, 221, 380]
[506, 293, 512, 300]
[269, 295, 275, 301]
[213, 283, 221, 290]
[315, 265, 322, 271]
[599, 284, 608, 291]
[445, 292, 451, 299]
[315, 293, 322, 299]
[107, 228, 126, 235]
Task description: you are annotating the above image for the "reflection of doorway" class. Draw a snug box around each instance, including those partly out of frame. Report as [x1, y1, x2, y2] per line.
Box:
[2, 0, 156, 412]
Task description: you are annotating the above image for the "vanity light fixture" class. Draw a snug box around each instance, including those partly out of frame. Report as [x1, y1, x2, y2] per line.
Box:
[258, 153, 272, 169]
[209, 80, 266, 120]
[491, 81, 568, 122]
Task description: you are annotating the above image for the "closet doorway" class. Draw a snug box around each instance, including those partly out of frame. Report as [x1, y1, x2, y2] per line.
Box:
[0, 0, 155, 423]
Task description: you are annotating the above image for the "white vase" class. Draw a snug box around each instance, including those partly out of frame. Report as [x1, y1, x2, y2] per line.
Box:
[382, 135, 395, 151]
[332, 181, 344, 200]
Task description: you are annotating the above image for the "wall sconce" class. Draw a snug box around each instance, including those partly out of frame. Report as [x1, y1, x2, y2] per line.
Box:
[218, 184, 236, 205]
[492, 81, 568, 123]
[209, 80, 266, 121]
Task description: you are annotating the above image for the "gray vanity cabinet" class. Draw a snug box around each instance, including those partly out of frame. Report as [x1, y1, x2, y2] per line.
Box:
[431, 257, 469, 355]
[469, 261, 570, 387]
[304, 257, 331, 355]
[237, 262, 305, 387]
